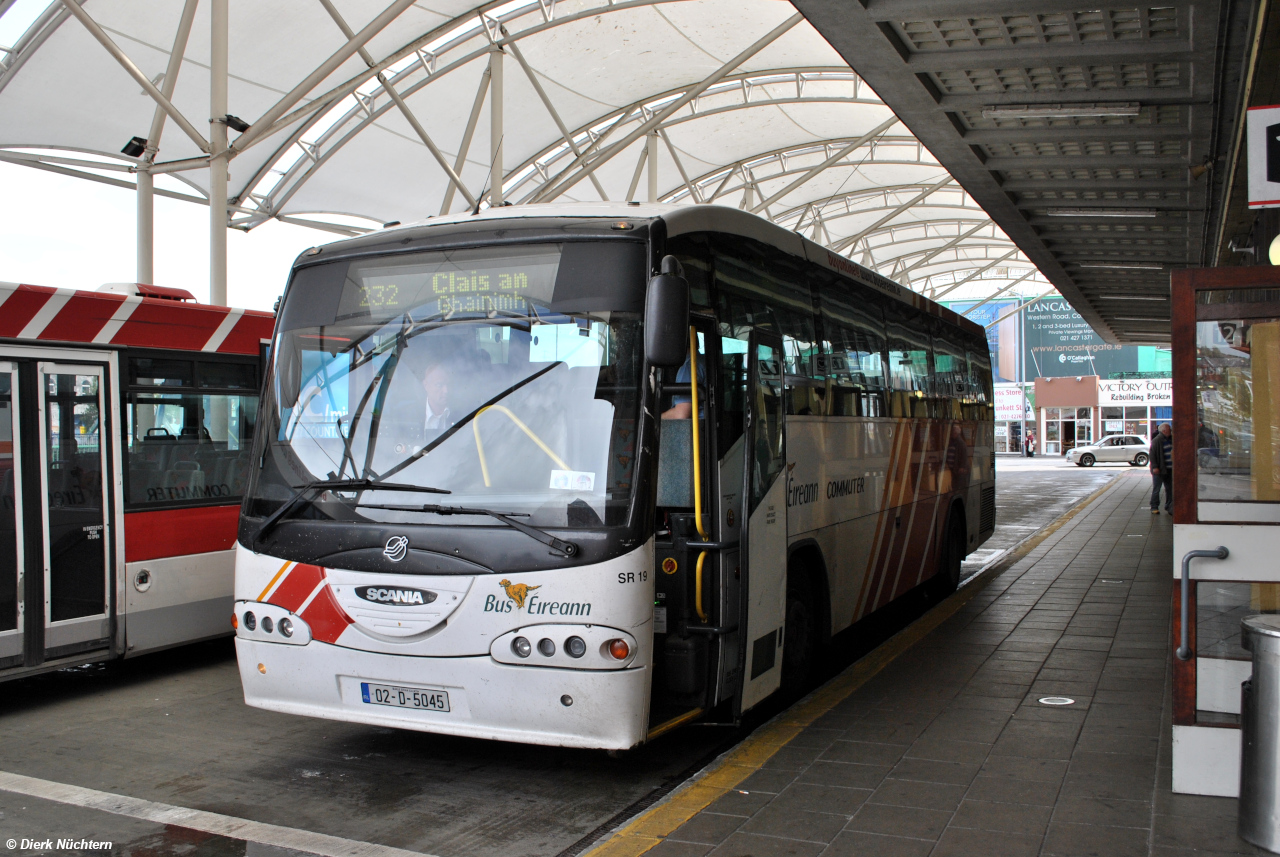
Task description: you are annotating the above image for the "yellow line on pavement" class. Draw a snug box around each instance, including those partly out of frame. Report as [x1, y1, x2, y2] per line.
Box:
[584, 473, 1127, 857]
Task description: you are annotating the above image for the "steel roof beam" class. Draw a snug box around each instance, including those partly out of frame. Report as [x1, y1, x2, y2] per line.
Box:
[832, 175, 955, 252]
[503, 26, 608, 201]
[897, 219, 994, 276]
[532, 12, 805, 202]
[930, 249, 1022, 300]
[441, 64, 491, 215]
[317, 0, 477, 210]
[231, 0, 419, 154]
[749, 115, 899, 213]
[58, 0, 210, 153]
[962, 126, 1193, 145]
[961, 269, 1040, 316]
[906, 43, 1193, 70]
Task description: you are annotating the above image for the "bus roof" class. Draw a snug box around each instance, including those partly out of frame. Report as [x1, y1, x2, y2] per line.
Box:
[312, 202, 985, 338]
[0, 282, 274, 355]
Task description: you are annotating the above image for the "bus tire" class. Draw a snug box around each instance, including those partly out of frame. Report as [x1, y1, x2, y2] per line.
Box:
[781, 571, 817, 697]
[939, 510, 965, 593]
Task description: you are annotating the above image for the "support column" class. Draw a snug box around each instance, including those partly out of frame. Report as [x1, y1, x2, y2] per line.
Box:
[489, 47, 503, 207]
[209, 0, 229, 306]
[136, 168, 154, 284]
[646, 131, 658, 203]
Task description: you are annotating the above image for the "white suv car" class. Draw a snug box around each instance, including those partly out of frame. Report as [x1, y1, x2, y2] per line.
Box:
[1068, 435, 1150, 467]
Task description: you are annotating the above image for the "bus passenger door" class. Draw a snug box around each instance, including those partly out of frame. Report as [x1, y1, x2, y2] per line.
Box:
[738, 332, 788, 712]
[36, 363, 112, 660]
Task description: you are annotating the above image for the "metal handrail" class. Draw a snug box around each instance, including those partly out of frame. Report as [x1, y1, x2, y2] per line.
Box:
[1176, 546, 1230, 661]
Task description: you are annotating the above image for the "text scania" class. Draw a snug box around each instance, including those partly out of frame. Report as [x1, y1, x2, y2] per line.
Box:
[356, 587, 434, 605]
[484, 594, 592, 616]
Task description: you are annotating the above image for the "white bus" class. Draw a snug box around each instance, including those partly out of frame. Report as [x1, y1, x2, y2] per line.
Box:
[233, 204, 994, 749]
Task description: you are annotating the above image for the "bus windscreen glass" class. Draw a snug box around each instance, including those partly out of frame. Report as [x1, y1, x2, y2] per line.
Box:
[249, 242, 644, 531]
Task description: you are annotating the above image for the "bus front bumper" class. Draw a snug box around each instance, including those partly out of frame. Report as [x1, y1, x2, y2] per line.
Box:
[235, 638, 650, 750]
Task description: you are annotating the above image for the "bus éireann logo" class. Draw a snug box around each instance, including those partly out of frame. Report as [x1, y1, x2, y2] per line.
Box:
[498, 579, 540, 609]
[484, 579, 592, 616]
[383, 535, 409, 562]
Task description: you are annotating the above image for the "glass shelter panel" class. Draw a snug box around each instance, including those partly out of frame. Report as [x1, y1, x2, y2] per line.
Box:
[1196, 313, 1280, 503]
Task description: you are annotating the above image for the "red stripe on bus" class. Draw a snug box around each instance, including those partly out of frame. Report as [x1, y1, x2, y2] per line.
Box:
[111, 301, 230, 349]
[268, 564, 325, 613]
[0, 285, 56, 337]
[38, 292, 125, 342]
[217, 312, 274, 354]
[300, 585, 353, 644]
[124, 505, 241, 562]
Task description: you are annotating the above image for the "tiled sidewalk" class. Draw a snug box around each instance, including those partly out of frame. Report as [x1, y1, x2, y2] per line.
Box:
[647, 471, 1263, 857]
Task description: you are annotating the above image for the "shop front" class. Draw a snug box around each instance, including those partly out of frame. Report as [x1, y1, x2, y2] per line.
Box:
[1032, 376, 1173, 456]
[994, 383, 1032, 453]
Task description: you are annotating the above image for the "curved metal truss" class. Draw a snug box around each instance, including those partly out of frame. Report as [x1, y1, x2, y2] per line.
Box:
[0, 0, 1056, 307]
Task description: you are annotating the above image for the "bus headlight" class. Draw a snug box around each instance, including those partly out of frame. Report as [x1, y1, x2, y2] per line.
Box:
[491, 626, 637, 669]
[233, 601, 311, 646]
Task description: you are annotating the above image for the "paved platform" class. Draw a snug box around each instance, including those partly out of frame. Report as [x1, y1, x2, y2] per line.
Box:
[597, 471, 1264, 857]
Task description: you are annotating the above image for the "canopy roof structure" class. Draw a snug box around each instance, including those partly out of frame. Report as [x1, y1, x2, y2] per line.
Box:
[0, 0, 1051, 313]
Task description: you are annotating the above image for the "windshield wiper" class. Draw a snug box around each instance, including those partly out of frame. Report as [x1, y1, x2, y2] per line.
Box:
[358, 502, 578, 557]
[375, 360, 564, 482]
[251, 478, 450, 548]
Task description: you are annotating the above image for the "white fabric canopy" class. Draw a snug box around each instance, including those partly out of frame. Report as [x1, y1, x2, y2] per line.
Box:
[0, 0, 1050, 301]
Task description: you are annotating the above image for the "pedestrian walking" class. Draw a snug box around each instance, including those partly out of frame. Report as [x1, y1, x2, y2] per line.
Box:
[1150, 422, 1173, 514]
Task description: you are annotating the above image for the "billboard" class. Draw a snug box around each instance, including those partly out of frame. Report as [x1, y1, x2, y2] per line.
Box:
[946, 299, 1018, 383]
[1022, 299, 1137, 379]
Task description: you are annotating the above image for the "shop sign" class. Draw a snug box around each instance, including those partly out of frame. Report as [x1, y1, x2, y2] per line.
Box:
[1097, 378, 1171, 406]
[1104, 419, 1124, 432]
[994, 384, 1026, 421]
[995, 425, 1008, 436]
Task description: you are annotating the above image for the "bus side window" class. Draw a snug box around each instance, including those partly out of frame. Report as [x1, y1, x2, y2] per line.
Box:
[123, 353, 260, 508]
[885, 304, 932, 418]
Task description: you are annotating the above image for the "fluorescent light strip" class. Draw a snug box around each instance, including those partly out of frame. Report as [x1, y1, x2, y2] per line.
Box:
[1078, 263, 1165, 270]
[1112, 316, 1169, 322]
[982, 102, 1140, 119]
[1040, 208, 1158, 218]
[1097, 295, 1166, 301]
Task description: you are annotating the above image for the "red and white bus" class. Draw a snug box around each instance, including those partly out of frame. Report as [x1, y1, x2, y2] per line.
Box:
[234, 204, 994, 749]
[0, 281, 273, 680]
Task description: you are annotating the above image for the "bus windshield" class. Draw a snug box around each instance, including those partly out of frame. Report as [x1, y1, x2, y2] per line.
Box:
[248, 241, 645, 530]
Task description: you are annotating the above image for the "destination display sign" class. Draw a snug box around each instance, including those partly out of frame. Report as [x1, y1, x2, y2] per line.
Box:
[338, 246, 562, 323]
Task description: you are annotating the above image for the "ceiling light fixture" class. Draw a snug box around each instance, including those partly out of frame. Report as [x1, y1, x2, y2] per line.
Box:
[981, 102, 1140, 119]
[1040, 208, 1158, 218]
[1098, 295, 1167, 301]
[1112, 316, 1169, 321]
[1078, 263, 1165, 270]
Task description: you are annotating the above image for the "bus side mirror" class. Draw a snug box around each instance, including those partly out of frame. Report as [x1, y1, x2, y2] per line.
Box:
[645, 255, 690, 368]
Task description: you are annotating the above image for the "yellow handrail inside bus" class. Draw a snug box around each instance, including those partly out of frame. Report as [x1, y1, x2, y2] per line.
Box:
[688, 327, 709, 622]
[472, 404, 570, 487]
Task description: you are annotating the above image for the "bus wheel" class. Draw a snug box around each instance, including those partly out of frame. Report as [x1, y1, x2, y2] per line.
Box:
[781, 572, 816, 697]
[940, 513, 965, 593]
